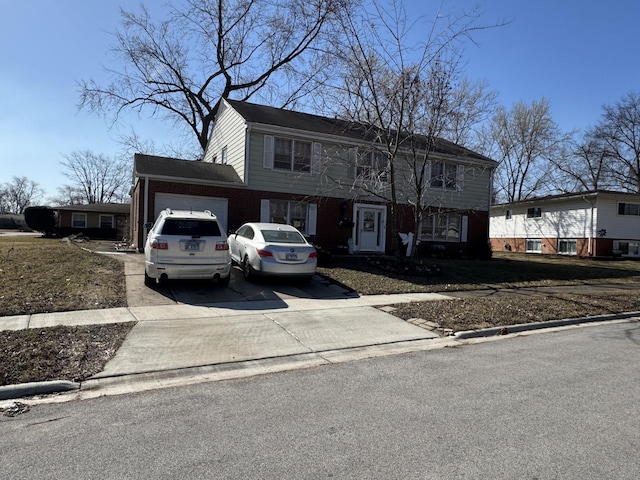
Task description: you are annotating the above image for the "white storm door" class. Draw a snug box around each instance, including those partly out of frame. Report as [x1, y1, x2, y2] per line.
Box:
[356, 205, 386, 252]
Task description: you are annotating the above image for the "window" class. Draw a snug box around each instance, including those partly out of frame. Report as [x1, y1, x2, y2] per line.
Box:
[430, 162, 462, 190]
[526, 239, 542, 253]
[558, 239, 577, 255]
[618, 202, 640, 216]
[261, 199, 317, 235]
[505, 210, 512, 220]
[72, 213, 87, 228]
[99, 215, 114, 229]
[221, 146, 228, 165]
[274, 138, 311, 172]
[264, 136, 320, 174]
[615, 241, 640, 256]
[260, 229, 306, 244]
[161, 219, 222, 236]
[526, 207, 542, 218]
[420, 213, 461, 241]
[357, 151, 388, 182]
[269, 200, 308, 233]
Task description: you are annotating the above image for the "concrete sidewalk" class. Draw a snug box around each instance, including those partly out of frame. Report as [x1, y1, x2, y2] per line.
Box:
[0, 292, 456, 401]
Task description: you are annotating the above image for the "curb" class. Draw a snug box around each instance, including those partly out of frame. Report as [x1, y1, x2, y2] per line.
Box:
[0, 380, 80, 401]
[453, 311, 640, 339]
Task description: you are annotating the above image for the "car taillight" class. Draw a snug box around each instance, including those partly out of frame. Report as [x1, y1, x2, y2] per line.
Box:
[309, 251, 317, 259]
[151, 239, 168, 250]
[257, 249, 273, 258]
[215, 241, 229, 251]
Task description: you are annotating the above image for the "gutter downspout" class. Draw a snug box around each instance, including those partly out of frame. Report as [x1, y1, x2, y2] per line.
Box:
[582, 195, 595, 256]
[244, 124, 251, 185]
[143, 175, 150, 245]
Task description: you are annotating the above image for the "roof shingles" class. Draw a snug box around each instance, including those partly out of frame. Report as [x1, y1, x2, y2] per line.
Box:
[134, 154, 243, 184]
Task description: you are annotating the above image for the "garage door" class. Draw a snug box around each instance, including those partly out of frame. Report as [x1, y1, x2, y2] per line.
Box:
[154, 193, 229, 232]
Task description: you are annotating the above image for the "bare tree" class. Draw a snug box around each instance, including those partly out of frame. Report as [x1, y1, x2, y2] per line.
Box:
[549, 131, 615, 193]
[488, 98, 571, 203]
[594, 92, 640, 192]
[60, 151, 131, 204]
[443, 78, 498, 149]
[0, 176, 43, 213]
[48, 185, 87, 207]
[79, 0, 352, 155]
[318, 0, 499, 256]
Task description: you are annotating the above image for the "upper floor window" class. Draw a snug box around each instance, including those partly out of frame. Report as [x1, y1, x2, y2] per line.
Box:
[274, 138, 311, 172]
[221, 146, 228, 165]
[357, 151, 389, 182]
[505, 210, 512, 220]
[618, 202, 640, 216]
[430, 162, 463, 190]
[526, 207, 542, 218]
[264, 135, 320, 174]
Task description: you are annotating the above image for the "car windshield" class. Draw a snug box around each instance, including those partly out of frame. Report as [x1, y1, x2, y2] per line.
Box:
[261, 229, 306, 244]
[161, 219, 221, 236]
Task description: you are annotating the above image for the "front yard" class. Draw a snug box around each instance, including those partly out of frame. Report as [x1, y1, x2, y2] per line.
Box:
[2, 235, 640, 386]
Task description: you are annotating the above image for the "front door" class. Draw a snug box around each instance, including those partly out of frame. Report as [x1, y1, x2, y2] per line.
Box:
[354, 204, 386, 253]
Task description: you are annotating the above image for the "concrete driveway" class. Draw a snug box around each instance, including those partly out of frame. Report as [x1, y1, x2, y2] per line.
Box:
[100, 248, 356, 308]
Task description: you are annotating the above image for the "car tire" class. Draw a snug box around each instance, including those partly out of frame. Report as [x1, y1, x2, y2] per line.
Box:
[144, 270, 155, 287]
[242, 256, 254, 282]
[218, 274, 231, 287]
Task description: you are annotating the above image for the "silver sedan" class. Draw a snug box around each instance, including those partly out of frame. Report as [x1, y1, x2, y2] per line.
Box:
[228, 222, 317, 281]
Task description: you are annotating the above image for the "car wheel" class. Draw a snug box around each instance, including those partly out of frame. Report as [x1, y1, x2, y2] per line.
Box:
[218, 274, 231, 287]
[144, 270, 155, 287]
[242, 256, 254, 281]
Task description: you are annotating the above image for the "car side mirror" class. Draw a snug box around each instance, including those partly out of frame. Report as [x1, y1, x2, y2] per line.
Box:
[144, 222, 153, 230]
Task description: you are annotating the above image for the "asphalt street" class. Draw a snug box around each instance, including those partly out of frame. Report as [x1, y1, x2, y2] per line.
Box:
[2, 321, 638, 479]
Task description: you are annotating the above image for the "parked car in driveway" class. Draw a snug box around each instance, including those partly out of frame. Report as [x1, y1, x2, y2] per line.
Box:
[228, 222, 317, 281]
[144, 209, 231, 286]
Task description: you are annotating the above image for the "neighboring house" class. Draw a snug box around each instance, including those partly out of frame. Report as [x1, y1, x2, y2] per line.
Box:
[131, 99, 496, 254]
[490, 191, 640, 257]
[56, 203, 130, 240]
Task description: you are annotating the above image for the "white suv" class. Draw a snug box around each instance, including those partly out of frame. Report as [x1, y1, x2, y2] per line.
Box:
[144, 209, 231, 287]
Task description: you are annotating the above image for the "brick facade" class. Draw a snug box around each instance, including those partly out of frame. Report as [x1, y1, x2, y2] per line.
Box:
[131, 178, 489, 256]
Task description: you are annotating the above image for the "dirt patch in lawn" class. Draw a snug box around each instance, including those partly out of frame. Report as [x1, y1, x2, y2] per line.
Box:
[0, 322, 135, 386]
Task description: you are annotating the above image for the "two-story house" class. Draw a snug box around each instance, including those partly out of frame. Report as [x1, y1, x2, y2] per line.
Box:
[130, 99, 496, 255]
[490, 190, 640, 257]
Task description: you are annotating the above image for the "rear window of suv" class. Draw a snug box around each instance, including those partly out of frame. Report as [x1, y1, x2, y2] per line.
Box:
[160, 219, 222, 237]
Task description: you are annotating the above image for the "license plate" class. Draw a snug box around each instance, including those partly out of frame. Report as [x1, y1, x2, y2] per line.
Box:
[185, 241, 200, 251]
[286, 252, 298, 260]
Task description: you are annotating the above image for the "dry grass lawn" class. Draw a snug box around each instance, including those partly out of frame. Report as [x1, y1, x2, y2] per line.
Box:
[2, 234, 640, 386]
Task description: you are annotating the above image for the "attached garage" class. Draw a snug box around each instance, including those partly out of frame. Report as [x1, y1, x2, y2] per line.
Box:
[131, 154, 245, 250]
[155, 193, 229, 232]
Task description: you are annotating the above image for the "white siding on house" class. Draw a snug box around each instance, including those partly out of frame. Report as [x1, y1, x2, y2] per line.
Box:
[596, 195, 640, 239]
[204, 102, 247, 181]
[491, 193, 640, 248]
[491, 199, 595, 239]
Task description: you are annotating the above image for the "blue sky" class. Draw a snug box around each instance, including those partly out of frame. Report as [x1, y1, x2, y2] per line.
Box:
[1, 0, 638, 200]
